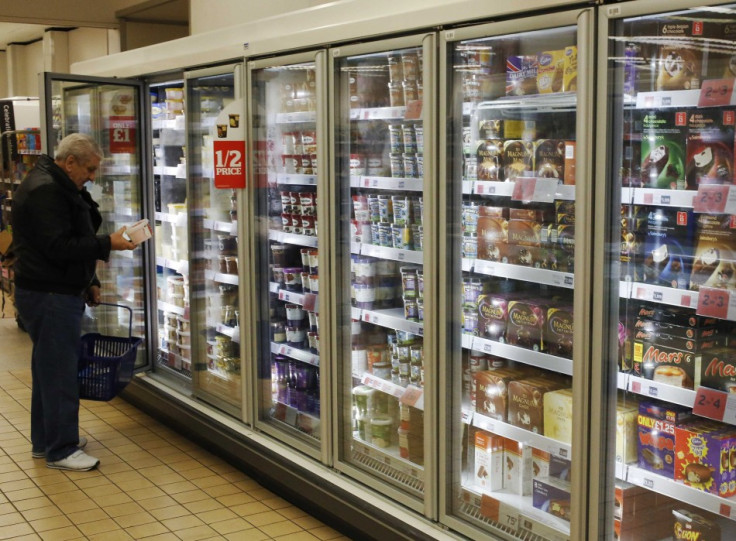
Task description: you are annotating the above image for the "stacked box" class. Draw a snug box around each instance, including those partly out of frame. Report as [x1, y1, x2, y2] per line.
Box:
[546, 306, 573, 358]
[543, 388, 573, 444]
[639, 110, 687, 189]
[637, 401, 692, 478]
[640, 208, 696, 290]
[700, 347, 736, 393]
[620, 205, 647, 282]
[504, 438, 533, 495]
[685, 109, 735, 189]
[474, 366, 537, 421]
[532, 448, 550, 479]
[474, 430, 504, 492]
[689, 214, 736, 292]
[476, 206, 508, 262]
[616, 400, 639, 465]
[672, 509, 722, 541]
[674, 419, 735, 497]
[508, 377, 568, 434]
[532, 477, 571, 522]
[506, 299, 549, 352]
[477, 292, 514, 343]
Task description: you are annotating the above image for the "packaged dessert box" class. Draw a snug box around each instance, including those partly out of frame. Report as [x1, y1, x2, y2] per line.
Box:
[532, 477, 571, 522]
[640, 208, 696, 290]
[546, 305, 573, 358]
[506, 299, 549, 351]
[508, 376, 568, 434]
[700, 347, 736, 394]
[535, 139, 566, 180]
[503, 140, 534, 180]
[563, 46, 577, 93]
[532, 447, 550, 479]
[620, 205, 647, 282]
[614, 481, 658, 524]
[474, 366, 536, 421]
[635, 303, 718, 328]
[674, 420, 733, 496]
[543, 388, 573, 444]
[537, 50, 565, 94]
[639, 110, 687, 189]
[476, 213, 508, 262]
[632, 338, 701, 389]
[633, 317, 722, 340]
[477, 293, 513, 343]
[504, 438, 533, 495]
[685, 109, 735, 189]
[689, 214, 736, 292]
[474, 430, 504, 492]
[672, 508, 722, 541]
[563, 140, 576, 185]
[506, 55, 539, 96]
[637, 401, 692, 478]
[655, 46, 702, 91]
[616, 401, 638, 465]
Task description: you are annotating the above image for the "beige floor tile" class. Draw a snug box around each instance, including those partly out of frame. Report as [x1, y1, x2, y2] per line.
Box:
[64, 508, 109, 525]
[0, 511, 26, 527]
[86, 530, 134, 541]
[172, 488, 211, 505]
[203, 483, 242, 499]
[182, 498, 224, 514]
[39, 481, 78, 496]
[0, 469, 29, 484]
[215, 491, 255, 507]
[124, 521, 170, 539]
[209, 516, 252, 535]
[259, 520, 304, 538]
[149, 505, 191, 521]
[274, 532, 321, 541]
[76, 517, 120, 537]
[136, 494, 178, 511]
[223, 528, 271, 541]
[55, 499, 98, 515]
[13, 497, 54, 512]
[134, 533, 179, 541]
[0, 522, 35, 540]
[197, 507, 238, 524]
[21, 506, 63, 522]
[277, 506, 309, 520]
[174, 524, 218, 541]
[5, 487, 45, 502]
[229, 501, 271, 517]
[36, 525, 83, 540]
[190, 474, 229, 489]
[160, 514, 205, 531]
[262, 496, 292, 510]
[104, 501, 145, 518]
[28, 515, 72, 533]
[247, 510, 290, 527]
[0, 503, 14, 515]
[95, 492, 133, 507]
[112, 510, 157, 529]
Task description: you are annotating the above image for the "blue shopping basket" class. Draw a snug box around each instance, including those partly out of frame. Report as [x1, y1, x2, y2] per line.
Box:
[78, 303, 142, 401]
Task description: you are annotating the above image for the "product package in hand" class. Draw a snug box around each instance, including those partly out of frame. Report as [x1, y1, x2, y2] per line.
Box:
[122, 218, 153, 245]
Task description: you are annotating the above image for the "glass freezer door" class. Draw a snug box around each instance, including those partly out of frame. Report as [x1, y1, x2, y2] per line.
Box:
[250, 52, 325, 455]
[186, 66, 243, 414]
[333, 36, 434, 508]
[442, 13, 587, 540]
[42, 73, 150, 369]
[602, 3, 736, 539]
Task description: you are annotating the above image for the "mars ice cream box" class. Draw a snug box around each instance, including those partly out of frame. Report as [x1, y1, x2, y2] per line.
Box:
[638, 110, 687, 189]
[700, 347, 736, 393]
[640, 208, 695, 290]
[674, 420, 734, 496]
[632, 338, 700, 389]
[637, 401, 692, 478]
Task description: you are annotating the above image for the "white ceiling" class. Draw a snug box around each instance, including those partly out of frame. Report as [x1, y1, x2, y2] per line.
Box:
[0, 22, 62, 49]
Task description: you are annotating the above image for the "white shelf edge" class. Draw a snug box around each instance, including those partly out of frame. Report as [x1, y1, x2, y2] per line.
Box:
[467, 335, 573, 376]
[473, 412, 571, 460]
[270, 342, 319, 367]
[471, 259, 574, 289]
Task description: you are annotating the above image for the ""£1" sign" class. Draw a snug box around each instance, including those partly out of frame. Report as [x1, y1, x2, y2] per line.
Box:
[213, 140, 246, 189]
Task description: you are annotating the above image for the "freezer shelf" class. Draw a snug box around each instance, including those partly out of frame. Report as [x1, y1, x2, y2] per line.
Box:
[473, 412, 571, 461]
[458, 487, 570, 541]
[351, 437, 424, 495]
[462, 334, 573, 376]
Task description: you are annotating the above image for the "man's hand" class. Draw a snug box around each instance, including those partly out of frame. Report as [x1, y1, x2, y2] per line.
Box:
[110, 227, 136, 251]
[85, 285, 101, 307]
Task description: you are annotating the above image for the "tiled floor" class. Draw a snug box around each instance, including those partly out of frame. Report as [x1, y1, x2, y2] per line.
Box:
[0, 303, 351, 541]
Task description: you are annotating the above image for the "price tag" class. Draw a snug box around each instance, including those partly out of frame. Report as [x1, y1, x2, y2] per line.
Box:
[284, 405, 298, 426]
[719, 504, 732, 518]
[692, 386, 728, 421]
[693, 184, 730, 214]
[698, 78, 735, 107]
[461, 408, 474, 425]
[696, 287, 733, 320]
[512, 178, 537, 201]
[511, 177, 557, 203]
[479, 495, 501, 522]
[404, 100, 423, 120]
[400, 385, 424, 408]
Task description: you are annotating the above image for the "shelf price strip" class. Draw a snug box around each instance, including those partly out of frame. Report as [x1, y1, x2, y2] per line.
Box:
[692, 184, 736, 214]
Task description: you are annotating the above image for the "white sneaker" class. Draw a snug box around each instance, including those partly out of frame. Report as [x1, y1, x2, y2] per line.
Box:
[32, 436, 88, 459]
[47, 449, 100, 471]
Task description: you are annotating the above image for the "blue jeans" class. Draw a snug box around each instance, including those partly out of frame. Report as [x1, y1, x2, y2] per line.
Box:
[15, 287, 85, 461]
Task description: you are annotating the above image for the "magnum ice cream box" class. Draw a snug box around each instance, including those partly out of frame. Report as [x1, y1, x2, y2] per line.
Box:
[689, 214, 736, 292]
[637, 401, 692, 478]
[639, 110, 687, 189]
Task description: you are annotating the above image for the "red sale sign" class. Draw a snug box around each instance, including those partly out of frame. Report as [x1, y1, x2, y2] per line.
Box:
[213, 140, 246, 189]
[109, 116, 137, 154]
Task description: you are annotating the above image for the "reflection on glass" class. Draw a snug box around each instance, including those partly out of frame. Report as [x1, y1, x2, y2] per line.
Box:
[609, 7, 736, 540]
[50, 80, 147, 367]
[447, 26, 577, 539]
[253, 62, 321, 444]
[338, 46, 426, 498]
[187, 72, 241, 407]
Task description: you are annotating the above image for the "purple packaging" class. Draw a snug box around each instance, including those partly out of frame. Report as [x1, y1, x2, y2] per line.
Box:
[477, 293, 513, 342]
[637, 401, 692, 478]
[532, 477, 571, 522]
[640, 208, 696, 290]
[506, 55, 539, 96]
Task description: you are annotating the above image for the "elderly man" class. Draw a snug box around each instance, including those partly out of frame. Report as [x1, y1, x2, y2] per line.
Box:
[12, 133, 136, 471]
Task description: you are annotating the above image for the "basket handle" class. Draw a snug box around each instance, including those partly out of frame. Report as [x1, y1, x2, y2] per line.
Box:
[94, 302, 134, 340]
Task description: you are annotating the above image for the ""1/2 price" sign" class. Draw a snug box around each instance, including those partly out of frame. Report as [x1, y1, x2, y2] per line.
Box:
[213, 140, 246, 189]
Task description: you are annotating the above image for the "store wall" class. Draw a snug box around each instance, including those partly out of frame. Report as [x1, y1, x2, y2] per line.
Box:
[189, 0, 329, 34]
[122, 22, 187, 50]
[69, 28, 119, 64]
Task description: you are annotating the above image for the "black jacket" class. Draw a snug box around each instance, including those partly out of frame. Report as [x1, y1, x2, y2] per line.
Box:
[11, 154, 111, 295]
